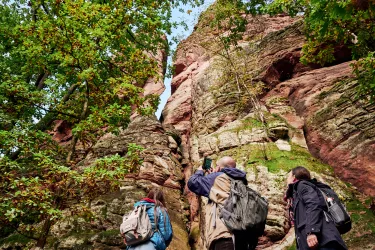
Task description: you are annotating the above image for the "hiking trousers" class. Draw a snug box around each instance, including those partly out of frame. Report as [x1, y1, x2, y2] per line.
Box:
[234, 231, 258, 250]
[211, 238, 234, 250]
[210, 235, 258, 250]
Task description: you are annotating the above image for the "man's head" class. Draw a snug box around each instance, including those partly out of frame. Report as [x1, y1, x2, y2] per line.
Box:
[215, 156, 236, 172]
[287, 166, 311, 184]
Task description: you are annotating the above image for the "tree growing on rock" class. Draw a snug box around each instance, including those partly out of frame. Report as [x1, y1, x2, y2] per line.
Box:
[264, 0, 375, 99]
[200, 0, 375, 99]
[193, 0, 270, 159]
[0, 0, 202, 248]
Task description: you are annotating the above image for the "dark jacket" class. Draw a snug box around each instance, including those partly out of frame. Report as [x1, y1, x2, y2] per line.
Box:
[288, 180, 347, 250]
[187, 167, 248, 198]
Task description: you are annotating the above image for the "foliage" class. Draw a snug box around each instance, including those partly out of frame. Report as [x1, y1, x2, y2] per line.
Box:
[0, 0, 202, 247]
[202, 0, 375, 99]
[264, 0, 375, 99]
[0, 142, 143, 246]
[353, 51, 375, 100]
[208, 45, 264, 111]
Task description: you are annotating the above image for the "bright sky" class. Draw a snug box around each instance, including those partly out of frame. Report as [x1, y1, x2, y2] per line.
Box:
[155, 1, 215, 118]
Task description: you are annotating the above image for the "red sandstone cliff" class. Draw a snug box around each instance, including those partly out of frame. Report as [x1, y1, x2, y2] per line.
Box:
[162, 11, 375, 249]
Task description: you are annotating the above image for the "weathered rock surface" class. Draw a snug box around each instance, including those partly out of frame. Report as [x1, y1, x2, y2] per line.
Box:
[44, 116, 190, 250]
[45, 179, 190, 250]
[264, 62, 375, 197]
[161, 16, 303, 245]
[0, 115, 190, 250]
[85, 116, 184, 189]
[143, 48, 168, 97]
[2, 8, 375, 250]
[163, 9, 375, 250]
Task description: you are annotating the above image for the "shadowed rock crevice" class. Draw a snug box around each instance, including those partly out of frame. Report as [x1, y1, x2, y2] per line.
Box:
[261, 51, 313, 88]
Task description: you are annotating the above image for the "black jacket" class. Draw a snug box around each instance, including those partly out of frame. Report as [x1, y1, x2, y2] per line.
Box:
[288, 180, 347, 250]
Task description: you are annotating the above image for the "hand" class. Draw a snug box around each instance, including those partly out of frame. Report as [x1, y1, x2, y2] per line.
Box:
[206, 167, 213, 174]
[307, 234, 318, 249]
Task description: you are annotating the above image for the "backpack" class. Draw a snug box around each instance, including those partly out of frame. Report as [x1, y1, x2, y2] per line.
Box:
[219, 177, 268, 235]
[120, 205, 155, 246]
[317, 185, 352, 234]
[301, 180, 352, 234]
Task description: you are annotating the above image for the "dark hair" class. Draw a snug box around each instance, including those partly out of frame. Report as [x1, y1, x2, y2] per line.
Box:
[147, 188, 167, 227]
[292, 166, 311, 180]
[147, 188, 166, 208]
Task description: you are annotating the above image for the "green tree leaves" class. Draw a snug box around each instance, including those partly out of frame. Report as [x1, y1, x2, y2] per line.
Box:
[0, 0, 201, 247]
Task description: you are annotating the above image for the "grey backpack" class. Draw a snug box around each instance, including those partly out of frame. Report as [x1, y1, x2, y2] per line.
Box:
[120, 205, 154, 246]
[302, 180, 352, 234]
[220, 178, 268, 235]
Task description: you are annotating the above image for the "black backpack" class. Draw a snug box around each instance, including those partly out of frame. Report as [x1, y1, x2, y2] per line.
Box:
[302, 180, 352, 234]
[220, 177, 268, 235]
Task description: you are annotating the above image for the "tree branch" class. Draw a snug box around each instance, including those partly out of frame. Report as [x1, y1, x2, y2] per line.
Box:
[35, 72, 49, 90]
[66, 81, 89, 163]
[9, 83, 79, 160]
[33, 104, 79, 119]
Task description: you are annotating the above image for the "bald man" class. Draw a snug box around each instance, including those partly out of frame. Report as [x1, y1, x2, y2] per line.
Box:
[188, 156, 258, 250]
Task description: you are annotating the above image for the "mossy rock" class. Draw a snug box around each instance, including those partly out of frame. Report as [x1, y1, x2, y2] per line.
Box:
[218, 142, 333, 175]
[343, 198, 375, 249]
[285, 241, 297, 250]
[0, 234, 31, 250]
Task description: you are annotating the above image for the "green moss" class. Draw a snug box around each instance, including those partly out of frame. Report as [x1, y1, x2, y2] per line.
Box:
[228, 117, 264, 134]
[343, 198, 375, 248]
[334, 96, 351, 106]
[266, 96, 288, 105]
[219, 143, 333, 175]
[344, 182, 353, 188]
[312, 106, 333, 125]
[265, 112, 288, 126]
[242, 117, 263, 128]
[189, 224, 200, 249]
[318, 90, 330, 100]
[0, 233, 31, 246]
[285, 241, 297, 250]
[250, 144, 332, 174]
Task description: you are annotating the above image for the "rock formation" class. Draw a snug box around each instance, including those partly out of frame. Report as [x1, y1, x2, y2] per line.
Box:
[46, 116, 190, 250]
[162, 9, 375, 250]
[2, 7, 375, 250]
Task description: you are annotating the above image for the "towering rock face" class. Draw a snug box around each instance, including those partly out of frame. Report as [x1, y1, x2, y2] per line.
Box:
[163, 10, 375, 250]
[44, 116, 190, 250]
[2, 11, 375, 250]
[264, 62, 375, 197]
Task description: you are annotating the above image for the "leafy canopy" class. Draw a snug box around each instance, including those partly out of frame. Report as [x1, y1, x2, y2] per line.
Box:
[0, 0, 202, 247]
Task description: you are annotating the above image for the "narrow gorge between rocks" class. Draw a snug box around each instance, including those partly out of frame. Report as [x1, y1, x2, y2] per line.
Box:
[2, 10, 375, 250]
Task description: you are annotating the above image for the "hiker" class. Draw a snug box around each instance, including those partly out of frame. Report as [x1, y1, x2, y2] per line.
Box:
[285, 166, 348, 250]
[124, 188, 173, 250]
[187, 156, 259, 250]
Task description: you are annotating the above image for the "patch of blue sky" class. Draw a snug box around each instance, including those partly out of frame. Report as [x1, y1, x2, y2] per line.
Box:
[155, 1, 215, 119]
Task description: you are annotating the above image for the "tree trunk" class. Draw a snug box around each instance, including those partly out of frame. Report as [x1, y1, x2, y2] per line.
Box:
[35, 218, 53, 249]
